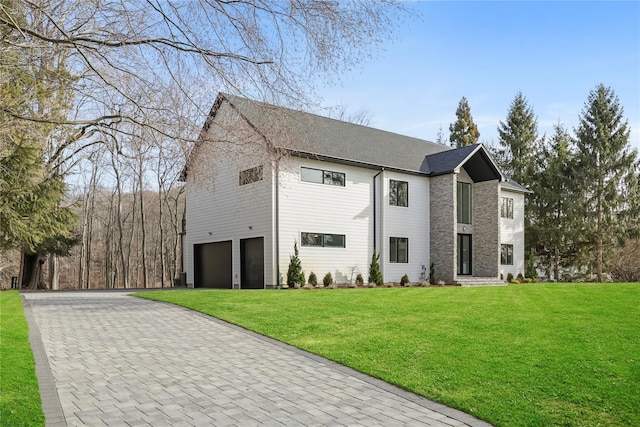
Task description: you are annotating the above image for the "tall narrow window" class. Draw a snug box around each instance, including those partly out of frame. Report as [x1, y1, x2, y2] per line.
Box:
[501, 197, 513, 219]
[389, 180, 408, 207]
[501, 244, 513, 265]
[457, 182, 472, 224]
[389, 237, 409, 263]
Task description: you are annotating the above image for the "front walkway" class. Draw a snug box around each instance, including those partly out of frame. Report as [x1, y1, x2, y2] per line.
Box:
[22, 291, 492, 427]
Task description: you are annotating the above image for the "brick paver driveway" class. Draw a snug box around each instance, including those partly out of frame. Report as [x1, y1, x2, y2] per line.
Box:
[22, 291, 491, 427]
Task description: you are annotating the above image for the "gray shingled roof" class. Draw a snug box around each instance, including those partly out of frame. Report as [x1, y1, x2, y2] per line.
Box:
[187, 93, 509, 183]
[222, 93, 451, 173]
[420, 144, 479, 175]
[501, 178, 532, 193]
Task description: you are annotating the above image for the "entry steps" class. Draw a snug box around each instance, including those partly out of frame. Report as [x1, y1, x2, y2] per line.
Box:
[455, 276, 506, 287]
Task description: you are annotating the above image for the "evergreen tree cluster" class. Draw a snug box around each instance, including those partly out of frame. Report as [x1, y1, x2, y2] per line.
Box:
[490, 84, 638, 282]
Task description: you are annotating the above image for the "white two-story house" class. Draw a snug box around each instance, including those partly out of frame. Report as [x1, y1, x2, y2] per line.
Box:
[180, 93, 528, 288]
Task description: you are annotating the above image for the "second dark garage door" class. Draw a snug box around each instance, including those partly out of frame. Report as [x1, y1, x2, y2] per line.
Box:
[241, 237, 264, 289]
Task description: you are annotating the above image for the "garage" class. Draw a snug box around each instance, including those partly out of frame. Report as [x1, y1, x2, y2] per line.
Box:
[194, 241, 232, 288]
[240, 237, 264, 289]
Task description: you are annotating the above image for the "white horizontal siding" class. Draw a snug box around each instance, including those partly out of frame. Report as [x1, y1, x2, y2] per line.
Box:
[382, 171, 430, 283]
[277, 158, 374, 284]
[499, 189, 525, 278]
[184, 102, 274, 287]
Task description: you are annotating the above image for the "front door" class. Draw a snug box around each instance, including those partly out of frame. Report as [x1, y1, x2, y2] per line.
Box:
[457, 234, 472, 275]
[240, 237, 264, 289]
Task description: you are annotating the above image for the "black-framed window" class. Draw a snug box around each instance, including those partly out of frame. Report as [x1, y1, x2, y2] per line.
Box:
[501, 197, 513, 219]
[389, 237, 408, 263]
[389, 180, 408, 207]
[501, 244, 513, 265]
[457, 182, 472, 224]
[239, 165, 263, 186]
[301, 167, 345, 186]
[301, 232, 346, 248]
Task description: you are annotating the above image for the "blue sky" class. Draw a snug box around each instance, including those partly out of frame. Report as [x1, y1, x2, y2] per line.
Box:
[318, 1, 640, 152]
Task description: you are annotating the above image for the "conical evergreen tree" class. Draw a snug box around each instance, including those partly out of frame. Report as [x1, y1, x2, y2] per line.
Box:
[528, 123, 579, 280]
[497, 92, 539, 186]
[573, 84, 636, 282]
[449, 97, 480, 148]
[368, 250, 383, 285]
[286, 243, 305, 286]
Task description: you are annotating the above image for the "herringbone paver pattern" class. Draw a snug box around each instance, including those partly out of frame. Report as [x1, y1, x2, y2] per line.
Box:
[22, 291, 492, 427]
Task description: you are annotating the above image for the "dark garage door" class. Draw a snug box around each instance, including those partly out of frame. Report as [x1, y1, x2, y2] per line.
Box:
[194, 241, 232, 288]
[241, 237, 264, 289]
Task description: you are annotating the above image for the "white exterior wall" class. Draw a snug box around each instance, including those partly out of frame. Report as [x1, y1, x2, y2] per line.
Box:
[277, 158, 375, 284]
[381, 171, 430, 283]
[499, 188, 525, 279]
[184, 102, 275, 287]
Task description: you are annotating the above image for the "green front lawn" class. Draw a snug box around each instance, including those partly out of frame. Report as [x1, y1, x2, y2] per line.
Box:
[0, 291, 45, 427]
[138, 284, 640, 426]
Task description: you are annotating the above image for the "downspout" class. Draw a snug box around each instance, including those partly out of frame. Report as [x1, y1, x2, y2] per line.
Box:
[372, 168, 384, 253]
[275, 158, 281, 289]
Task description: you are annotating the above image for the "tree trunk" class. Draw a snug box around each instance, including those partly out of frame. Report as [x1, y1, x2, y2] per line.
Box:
[21, 253, 47, 290]
[596, 178, 603, 282]
[48, 253, 59, 290]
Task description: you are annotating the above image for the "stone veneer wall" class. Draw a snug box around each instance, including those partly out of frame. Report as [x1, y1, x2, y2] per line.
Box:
[473, 180, 500, 277]
[429, 174, 456, 283]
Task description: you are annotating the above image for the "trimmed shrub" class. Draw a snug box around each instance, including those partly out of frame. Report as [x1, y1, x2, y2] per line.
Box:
[400, 274, 410, 286]
[507, 272, 514, 283]
[429, 262, 435, 284]
[355, 273, 364, 286]
[323, 272, 333, 286]
[500, 272, 504, 280]
[517, 273, 524, 281]
[286, 243, 305, 286]
[308, 272, 318, 286]
[368, 251, 383, 286]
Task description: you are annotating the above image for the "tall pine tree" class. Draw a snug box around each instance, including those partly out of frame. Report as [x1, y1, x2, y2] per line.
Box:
[449, 97, 480, 148]
[497, 92, 539, 186]
[573, 84, 636, 282]
[528, 123, 579, 280]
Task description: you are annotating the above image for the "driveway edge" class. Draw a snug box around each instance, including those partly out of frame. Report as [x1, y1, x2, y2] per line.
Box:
[22, 294, 67, 427]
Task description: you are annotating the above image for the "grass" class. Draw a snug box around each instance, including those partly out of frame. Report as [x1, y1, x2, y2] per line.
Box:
[138, 283, 640, 427]
[0, 291, 45, 427]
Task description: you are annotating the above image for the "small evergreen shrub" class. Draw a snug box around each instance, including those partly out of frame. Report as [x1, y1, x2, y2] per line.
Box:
[400, 274, 410, 286]
[507, 272, 514, 283]
[286, 243, 305, 286]
[368, 251, 383, 286]
[500, 273, 504, 280]
[308, 272, 318, 286]
[517, 273, 524, 281]
[429, 262, 435, 284]
[355, 273, 364, 286]
[323, 272, 333, 286]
